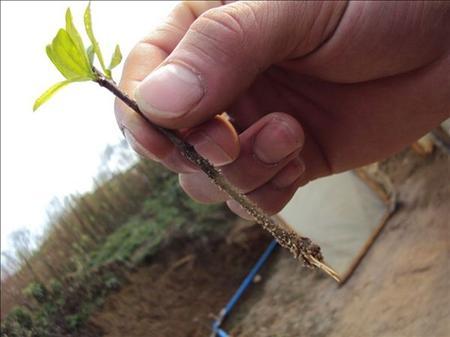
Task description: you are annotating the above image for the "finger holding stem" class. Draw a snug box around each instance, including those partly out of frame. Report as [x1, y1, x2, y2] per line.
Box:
[93, 67, 339, 282]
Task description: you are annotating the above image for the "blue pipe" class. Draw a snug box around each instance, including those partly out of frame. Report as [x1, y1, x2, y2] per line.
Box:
[214, 328, 230, 337]
[212, 240, 278, 337]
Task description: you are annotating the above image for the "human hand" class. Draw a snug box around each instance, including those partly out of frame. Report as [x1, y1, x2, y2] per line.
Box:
[115, 1, 450, 218]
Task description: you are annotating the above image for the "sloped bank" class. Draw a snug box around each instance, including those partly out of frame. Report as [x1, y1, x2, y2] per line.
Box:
[86, 223, 272, 337]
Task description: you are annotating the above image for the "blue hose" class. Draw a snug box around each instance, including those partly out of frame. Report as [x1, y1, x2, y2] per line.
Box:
[212, 240, 278, 336]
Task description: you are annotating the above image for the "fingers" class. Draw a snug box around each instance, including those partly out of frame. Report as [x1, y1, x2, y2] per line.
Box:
[226, 156, 307, 220]
[185, 114, 240, 166]
[222, 113, 304, 190]
[226, 181, 301, 220]
[115, 1, 346, 220]
[135, 1, 346, 129]
[179, 112, 305, 203]
[116, 2, 239, 172]
[124, 114, 239, 173]
[296, 2, 450, 83]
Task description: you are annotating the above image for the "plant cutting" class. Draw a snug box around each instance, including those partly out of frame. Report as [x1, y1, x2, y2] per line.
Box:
[34, 3, 340, 282]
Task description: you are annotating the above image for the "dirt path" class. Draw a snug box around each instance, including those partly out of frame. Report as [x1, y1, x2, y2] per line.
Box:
[86, 225, 272, 337]
[225, 150, 450, 337]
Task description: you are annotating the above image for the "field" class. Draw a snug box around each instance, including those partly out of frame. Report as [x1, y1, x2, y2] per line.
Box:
[1, 148, 237, 336]
[85, 223, 271, 337]
[2, 146, 448, 337]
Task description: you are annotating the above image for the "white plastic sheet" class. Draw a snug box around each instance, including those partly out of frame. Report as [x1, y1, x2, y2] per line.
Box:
[278, 171, 390, 281]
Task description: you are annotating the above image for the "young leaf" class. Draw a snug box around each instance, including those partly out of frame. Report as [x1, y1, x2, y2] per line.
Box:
[65, 8, 93, 76]
[33, 78, 88, 111]
[84, 2, 110, 78]
[46, 44, 79, 80]
[35, 3, 122, 112]
[50, 29, 92, 79]
[87, 45, 95, 65]
[108, 44, 122, 70]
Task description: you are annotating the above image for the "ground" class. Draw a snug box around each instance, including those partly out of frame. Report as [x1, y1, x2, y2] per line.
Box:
[87, 149, 449, 337]
[86, 225, 272, 337]
[225, 149, 449, 337]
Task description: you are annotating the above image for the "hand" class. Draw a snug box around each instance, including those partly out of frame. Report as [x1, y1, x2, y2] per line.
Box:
[115, 1, 450, 218]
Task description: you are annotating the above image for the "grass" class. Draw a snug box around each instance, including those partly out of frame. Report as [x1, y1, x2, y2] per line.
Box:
[88, 215, 164, 267]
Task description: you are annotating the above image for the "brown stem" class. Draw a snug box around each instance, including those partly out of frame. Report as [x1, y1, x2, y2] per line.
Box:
[93, 68, 339, 282]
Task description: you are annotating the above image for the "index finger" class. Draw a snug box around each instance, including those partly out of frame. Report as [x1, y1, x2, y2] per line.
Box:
[115, 2, 223, 162]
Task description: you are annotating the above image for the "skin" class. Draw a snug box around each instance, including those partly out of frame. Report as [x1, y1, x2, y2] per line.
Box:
[115, 1, 450, 219]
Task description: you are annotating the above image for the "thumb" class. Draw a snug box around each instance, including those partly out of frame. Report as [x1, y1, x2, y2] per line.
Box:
[135, 1, 346, 129]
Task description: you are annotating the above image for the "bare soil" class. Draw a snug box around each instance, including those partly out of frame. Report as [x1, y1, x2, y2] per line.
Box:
[87, 149, 449, 337]
[225, 149, 450, 337]
[86, 224, 272, 337]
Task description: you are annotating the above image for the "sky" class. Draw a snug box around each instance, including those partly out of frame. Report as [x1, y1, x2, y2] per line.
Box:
[1, 1, 178, 254]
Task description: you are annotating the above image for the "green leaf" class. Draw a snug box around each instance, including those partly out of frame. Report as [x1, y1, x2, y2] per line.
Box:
[33, 78, 88, 111]
[46, 44, 79, 80]
[65, 8, 93, 75]
[108, 44, 122, 70]
[87, 45, 95, 64]
[49, 29, 93, 79]
[52, 29, 90, 76]
[105, 68, 112, 79]
[84, 2, 108, 76]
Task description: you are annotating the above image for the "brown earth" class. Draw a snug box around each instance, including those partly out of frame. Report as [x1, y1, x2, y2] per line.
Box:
[225, 149, 450, 337]
[86, 224, 272, 337]
[87, 149, 449, 337]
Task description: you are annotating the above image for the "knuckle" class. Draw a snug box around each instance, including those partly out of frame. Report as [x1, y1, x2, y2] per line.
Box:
[186, 4, 258, 64]
[142, 21, 185, 54]
[200, 7, 247, 46]
[288, 1, 348, 55]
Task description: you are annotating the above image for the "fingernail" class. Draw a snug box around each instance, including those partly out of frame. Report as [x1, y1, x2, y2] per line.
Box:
[272, 157, 306, 189]
[187, 131, 233, 166]
[226, 200, 253, 220]
[123, 129, 160, 162]
[163, 149, 199, 173]
[253, 120, 302, 164]
[135, 63, 204, 118]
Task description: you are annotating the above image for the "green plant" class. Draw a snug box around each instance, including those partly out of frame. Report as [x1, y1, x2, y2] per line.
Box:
[1, 162, 235, 336]
[33, 4, 121, 111]
[65, 313, 83, 332]
[23, 282, 48, 304]
[8, 307, 33, 330]
[104, 275, 121, 290]
[32, 3, 335, 280]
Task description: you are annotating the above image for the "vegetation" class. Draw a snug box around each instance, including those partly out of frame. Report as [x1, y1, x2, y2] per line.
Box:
[1, 147, 233, 336]
[33, 4, 122, 111]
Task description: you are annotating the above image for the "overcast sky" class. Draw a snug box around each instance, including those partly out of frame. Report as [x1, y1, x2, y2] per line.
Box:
[1, 1, 178, 254]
